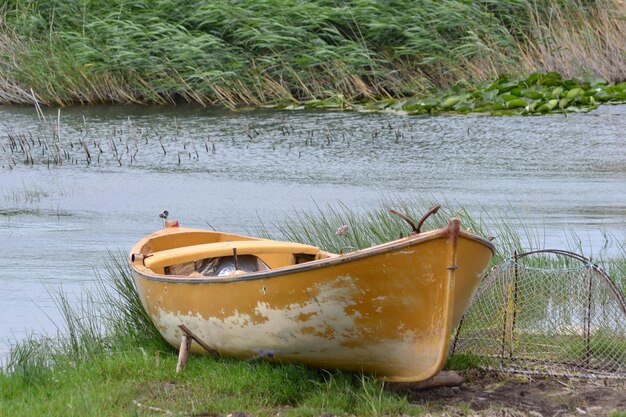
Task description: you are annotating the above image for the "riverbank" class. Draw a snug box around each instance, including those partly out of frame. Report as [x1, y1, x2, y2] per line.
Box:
[1, 0, 625, 107]
[3, 348, 625, 416]
[1, 201, 625, 416]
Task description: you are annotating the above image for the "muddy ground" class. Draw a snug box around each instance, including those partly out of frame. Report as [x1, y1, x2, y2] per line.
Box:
[403, 370, 626, 416]
[137, 370, 625, 417]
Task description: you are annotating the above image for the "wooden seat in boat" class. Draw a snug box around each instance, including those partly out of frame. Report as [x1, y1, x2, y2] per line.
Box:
[144, 240, 321, 273]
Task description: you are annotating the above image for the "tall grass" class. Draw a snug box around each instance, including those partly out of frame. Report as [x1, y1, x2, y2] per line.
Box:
[257, 197, 625, 291]
[256, 196, 542, 261]
[3, 251, 166, 383]
[519, 1, 626, 82]
[1, 0, 624, 105]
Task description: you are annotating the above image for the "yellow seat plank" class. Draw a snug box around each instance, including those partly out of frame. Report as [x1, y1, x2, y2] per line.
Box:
[145, 240, 320, 270]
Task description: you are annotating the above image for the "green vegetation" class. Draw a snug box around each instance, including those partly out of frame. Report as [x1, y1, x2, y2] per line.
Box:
[259, 198, 625, 287]
[1, 200, 624, 415]
[257, 199, 529, 261]
[1, 0, 625, 108]
[1, 183, 47, 204]
[364, 73, 626, 115]
[2, 349, 423, 416]
[444, 353, 482, 371]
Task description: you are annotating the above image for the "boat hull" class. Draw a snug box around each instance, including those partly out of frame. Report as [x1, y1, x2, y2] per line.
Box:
[130, 219, 494, 381]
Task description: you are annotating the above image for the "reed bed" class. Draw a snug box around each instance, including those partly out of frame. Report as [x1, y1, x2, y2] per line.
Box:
[258, 197, 625, 274]
[1, 0, 624, 106]
[0, 108, 444, 169]
[518, 1, 626, 83]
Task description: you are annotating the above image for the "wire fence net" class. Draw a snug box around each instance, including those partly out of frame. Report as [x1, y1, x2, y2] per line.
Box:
[452, 252, 626, 379]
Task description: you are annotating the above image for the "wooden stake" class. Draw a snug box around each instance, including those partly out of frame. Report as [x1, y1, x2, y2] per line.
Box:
[176, 333, 192, 373]
[175, 324, 221, 373]
[179, 324, 220, 358]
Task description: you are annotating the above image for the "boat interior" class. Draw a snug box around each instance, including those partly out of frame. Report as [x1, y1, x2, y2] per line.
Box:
[134, 229, 338, 278]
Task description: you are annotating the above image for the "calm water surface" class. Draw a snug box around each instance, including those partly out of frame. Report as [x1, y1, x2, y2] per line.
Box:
[1, 104, 625, 357]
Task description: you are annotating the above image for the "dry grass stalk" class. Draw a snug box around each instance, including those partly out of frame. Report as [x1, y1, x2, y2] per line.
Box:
[519, 0, 626, 82]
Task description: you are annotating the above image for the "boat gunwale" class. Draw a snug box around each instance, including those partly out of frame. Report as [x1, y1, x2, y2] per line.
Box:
[129, 221, 495, 285]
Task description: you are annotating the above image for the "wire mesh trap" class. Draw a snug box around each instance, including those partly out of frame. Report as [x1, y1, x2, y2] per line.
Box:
[451, 250, 626, 379]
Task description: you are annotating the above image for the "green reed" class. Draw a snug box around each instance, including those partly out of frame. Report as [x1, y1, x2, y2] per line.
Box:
[258, 196, 625, 292]
[1, 0, 624, 106]
[3, 250, 167, 382]
[256, 196, 531, 261]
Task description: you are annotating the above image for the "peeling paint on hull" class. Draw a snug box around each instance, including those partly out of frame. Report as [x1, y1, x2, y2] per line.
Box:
[130, 219, 494, 381]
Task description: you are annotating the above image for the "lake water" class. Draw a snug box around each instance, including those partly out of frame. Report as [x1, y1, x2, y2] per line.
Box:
[1, 104, 625, 358]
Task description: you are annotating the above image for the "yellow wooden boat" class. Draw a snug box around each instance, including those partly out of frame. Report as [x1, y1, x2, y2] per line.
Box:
[129, 213, 495, 382]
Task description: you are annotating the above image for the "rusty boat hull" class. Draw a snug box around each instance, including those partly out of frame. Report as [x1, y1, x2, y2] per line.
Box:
[129, 218, 495, 382]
